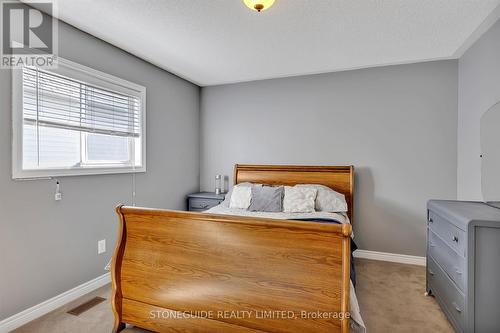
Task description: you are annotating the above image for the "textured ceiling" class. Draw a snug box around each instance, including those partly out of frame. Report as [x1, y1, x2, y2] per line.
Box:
[36, 0, 500, 86]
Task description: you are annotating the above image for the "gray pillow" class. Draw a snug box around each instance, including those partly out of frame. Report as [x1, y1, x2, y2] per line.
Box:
[248, 186, 283, 212]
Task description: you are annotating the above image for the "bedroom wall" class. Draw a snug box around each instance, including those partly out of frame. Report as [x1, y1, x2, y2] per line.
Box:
[457, 18, 500, 201]
[200, 60, 458, 257]
[0, 7, 200, 320]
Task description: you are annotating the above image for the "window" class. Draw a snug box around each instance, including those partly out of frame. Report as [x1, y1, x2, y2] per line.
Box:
[12, 58, 146, 179]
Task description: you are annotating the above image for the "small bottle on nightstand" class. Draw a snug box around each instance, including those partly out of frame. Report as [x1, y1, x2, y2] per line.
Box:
[215, 174, 223, 194]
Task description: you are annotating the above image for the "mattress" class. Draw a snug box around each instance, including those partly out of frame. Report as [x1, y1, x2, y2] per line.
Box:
[206, 205, 349, 224]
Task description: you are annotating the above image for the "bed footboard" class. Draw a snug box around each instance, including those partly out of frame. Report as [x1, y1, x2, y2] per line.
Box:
[111, 206, 352, 333]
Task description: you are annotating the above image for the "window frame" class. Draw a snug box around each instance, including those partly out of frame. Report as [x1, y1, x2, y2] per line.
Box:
[12, 57, 147, 179]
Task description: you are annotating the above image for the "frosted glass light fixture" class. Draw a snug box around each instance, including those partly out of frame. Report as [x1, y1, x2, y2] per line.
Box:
[243, 0, 275, 12]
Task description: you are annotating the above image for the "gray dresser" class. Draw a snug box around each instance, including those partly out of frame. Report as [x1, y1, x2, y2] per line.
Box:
[427, 200, 500, 333]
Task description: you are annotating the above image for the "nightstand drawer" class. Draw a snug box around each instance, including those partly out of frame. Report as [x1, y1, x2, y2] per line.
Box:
[427, 256, 465, 332]
[428, 210, 466, 257]
[428, 230, 465, 291]
[188, 198, 222, 211]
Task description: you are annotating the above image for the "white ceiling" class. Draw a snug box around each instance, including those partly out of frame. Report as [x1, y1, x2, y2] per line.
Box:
[41, 0, 500, 86]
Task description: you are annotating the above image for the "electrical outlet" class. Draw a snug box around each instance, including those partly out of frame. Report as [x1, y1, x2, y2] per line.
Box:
[98, 239, 106, 254]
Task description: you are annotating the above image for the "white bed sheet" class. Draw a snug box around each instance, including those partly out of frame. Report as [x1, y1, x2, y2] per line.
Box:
[206, 205, 350, 224]
[204, 205, 366, 333]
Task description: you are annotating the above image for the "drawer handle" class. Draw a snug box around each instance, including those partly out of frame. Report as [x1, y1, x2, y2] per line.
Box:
[428, 217, 433, 224]
[452, 236, 459, 243]
[429, 242, 435, 248]
[455, 268, 462, 275]
[192, 204, 210, 209]
[452, 302, 462, 313]
[428, 270, 435, 276]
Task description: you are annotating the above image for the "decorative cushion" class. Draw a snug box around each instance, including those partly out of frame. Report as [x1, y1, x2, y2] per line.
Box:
[283, 186, 317, 213]
[229, 184, 252, 209]
[221, 182, 254, 207]
[296, 184, 348, 212]
[248, 186, 283, 212]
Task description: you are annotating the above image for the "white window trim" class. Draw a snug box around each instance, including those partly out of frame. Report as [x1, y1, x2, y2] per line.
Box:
[12, 57, 147, 179]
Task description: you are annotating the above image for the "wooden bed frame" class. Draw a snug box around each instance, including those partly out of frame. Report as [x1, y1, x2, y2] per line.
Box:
[111, 165, 354, 333]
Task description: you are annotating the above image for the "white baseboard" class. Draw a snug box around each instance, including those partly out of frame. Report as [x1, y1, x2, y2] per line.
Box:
[0, 273, 111, 333]
[354, 249, 426, 266]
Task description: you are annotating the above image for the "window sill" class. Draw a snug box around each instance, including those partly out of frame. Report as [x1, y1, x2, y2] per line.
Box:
[12, 165, 146, 180]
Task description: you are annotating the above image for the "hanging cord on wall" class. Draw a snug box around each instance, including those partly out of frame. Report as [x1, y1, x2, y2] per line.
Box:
[105, 167, 136, 272]
[54, 178, 62, 201]
[132, 165, 136, 207]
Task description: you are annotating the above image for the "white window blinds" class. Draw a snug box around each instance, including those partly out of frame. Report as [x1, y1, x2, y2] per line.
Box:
[13, 59, 146, 179]
[23, 66, 141, 138]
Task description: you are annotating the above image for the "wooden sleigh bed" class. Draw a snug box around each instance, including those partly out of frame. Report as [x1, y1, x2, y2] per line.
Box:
[111, 165, 354, 333]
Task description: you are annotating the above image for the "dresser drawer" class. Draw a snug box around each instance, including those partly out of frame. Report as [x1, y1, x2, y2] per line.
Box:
[428, 231, 465, 291]
[428, 210, 466, 257]
[427, 256, 465, 332]
[188, 198, 222, 211]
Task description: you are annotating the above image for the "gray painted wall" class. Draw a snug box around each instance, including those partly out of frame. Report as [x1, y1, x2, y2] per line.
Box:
[200, 61, 458, 257]
[0, 13, 200, 319]
[458, 18, 500, 201]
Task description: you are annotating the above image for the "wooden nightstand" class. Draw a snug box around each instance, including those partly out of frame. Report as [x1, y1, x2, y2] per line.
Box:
[187, 192, 226, 212]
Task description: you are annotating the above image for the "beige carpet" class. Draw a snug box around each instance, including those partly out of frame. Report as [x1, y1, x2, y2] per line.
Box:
[11, 259, 453, 333]
[355, 259, 453, 333]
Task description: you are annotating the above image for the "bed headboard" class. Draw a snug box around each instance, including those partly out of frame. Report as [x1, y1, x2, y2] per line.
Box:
[234, 164, 354, 223]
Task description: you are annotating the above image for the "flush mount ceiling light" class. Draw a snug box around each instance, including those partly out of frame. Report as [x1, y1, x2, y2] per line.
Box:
[243, 0, 275, 12]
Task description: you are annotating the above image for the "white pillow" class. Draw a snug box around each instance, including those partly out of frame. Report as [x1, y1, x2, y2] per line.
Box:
[221, 182, 254, 207]
[296, 184, 348, 212]
[283, 186, 317, 213]
[229, 185, 252, 209]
